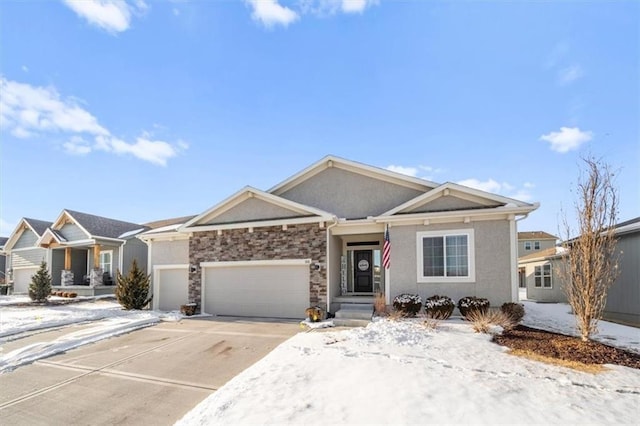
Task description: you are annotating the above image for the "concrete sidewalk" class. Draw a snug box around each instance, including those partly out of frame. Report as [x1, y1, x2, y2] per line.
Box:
[0, 317, 300, 425]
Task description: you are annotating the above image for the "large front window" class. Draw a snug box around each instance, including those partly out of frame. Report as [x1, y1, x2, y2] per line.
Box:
[417, 230, 475, 282]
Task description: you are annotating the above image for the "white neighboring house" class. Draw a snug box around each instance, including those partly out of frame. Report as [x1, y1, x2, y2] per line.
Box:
[3, 218, 52, 294]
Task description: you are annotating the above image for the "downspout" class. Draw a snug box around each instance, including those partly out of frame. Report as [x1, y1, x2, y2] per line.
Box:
[325, 216, 339, 315]
[511, 213, 530, 302]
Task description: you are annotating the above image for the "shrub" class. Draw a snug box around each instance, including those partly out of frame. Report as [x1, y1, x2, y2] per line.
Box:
[458, 296, 490, 318]
[374, 292, 388, 316]
[29, 261, 52, 303]
[68, 292, 78, 298]
[501, 302, 525, 323]
[467, 308, 516, 333]
[116, 259, 152, 310]
[392, 293, 422, 317]
[424, 295, 455, 319]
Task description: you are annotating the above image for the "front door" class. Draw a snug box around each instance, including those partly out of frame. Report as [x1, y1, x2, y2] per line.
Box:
[354, 250, 373, 292]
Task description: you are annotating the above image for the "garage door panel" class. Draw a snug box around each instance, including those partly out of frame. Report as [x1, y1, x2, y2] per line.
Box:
[13, 268, 38, 294]
[204, 263, 309, 319]
[157, 268, 189, 312]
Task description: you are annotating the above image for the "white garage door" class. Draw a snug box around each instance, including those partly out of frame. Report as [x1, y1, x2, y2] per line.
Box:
[203, 260, 310, 319]
[154, 266, 189, 312]
[12, 267, 39, 294]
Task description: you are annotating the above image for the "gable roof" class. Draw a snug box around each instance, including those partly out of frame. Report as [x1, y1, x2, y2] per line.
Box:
[518, 231, 558, 241]
[0, 237, 8, 249]
[269, 155, 438, 196]
[518, 246, 567, 263]
[381, 182, 534, 216]
[614, 216, 640, 236]
[182, 186, 334, 232]
[3, 217, 53, 251]
[144, 215, 198, 230]
[51, 209, 146, 240]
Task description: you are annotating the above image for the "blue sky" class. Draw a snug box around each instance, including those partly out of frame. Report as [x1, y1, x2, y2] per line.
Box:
[1, 0, 638, 238]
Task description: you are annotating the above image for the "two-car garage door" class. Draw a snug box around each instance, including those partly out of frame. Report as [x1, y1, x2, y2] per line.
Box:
[202, 260, 310, 319]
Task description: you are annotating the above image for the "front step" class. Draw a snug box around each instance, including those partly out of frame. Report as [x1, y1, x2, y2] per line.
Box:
[335, 303, 373, 321]
[333, 318, 371, 327]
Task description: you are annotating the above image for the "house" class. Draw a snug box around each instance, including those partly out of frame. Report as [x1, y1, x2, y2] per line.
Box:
[4, 210, 148, 295]
[518, 246, 568, 303]
[0, 237, 8, 284]
[142, 156, 538, 318]
[3, 218, 52, 293]
[517, 231, 558, 288]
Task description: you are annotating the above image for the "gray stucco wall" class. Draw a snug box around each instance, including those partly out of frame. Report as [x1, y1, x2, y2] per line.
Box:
[58, 223, 88, 241]
[209, 197, 303, 224]
[389, 220, 512, 306]
[524, 259, 567, 303]
[279, 167, 424, 218]
[151, 239, 189, 265]
[11, 248, 47, 268]
[328, 234, 342, 312]
[122, 238, 148, 275]
[409, 196, 495, 213]
[14, 229, 38, 249]
[604, 232, 640, 325]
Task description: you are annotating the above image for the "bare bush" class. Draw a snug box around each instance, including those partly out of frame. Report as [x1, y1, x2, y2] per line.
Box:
[559, 156, 619, 341]
[466, 309, 516, 333]
[374, 292, 388, 316]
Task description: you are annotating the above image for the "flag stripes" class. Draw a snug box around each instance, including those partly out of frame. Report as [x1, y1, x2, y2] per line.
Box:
[383, 225, 391, 269]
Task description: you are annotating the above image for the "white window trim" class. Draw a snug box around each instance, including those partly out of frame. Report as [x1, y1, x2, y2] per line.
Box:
[534, 263, 552, 288]
[534, 241, 540, 250]
[524, 241, 532, 250]
[416, 229, 475, 283]
[100, 250, 113, 274]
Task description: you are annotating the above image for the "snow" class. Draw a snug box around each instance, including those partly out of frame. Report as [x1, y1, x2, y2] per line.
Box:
[178, 302, 640, 425]
[0, 297, 182, 373]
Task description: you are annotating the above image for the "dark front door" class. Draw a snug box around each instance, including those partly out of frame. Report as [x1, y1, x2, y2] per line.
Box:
[354, 250, 373, 292]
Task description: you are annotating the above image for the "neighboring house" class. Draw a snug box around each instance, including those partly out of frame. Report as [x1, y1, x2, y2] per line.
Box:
[517, 231, 557, 287]
[603, 217, 639, 326]
[0, 237, 8, 284]
[3, 218, 52, 293]
[142, 156, 538, 318]
[4, 210, 148, 295]
[518, 246, 568, 303]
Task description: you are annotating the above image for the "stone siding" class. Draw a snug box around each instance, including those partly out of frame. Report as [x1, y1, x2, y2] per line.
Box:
[188, 223, 327, 311]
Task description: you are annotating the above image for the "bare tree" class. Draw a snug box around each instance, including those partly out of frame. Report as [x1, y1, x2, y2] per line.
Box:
[559, 156, 619, 341]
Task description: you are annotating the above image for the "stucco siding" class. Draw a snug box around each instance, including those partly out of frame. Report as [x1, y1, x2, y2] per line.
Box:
[14, 229, 38, 249]
[328, 234, 342, 312]
[11, 248, 47, 268]
[409, 196, 494, 213]
[524, 259, 567, 302]
[604, 232, 640, 325]
[58, 223, 89, 241]
[122, 238, 148, 275]
[279, 167, 424, 218]
[207, 198, 303, 224]
[390, 220, 512, 306]
[151, 239, 189, 265]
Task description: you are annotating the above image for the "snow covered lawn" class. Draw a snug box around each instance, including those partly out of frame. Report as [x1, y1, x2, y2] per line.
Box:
[0, 297, 180, 373]
[177, 303, 640, 425]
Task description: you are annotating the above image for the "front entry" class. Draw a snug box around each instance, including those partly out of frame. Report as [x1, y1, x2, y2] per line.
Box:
[354, 250, 373, 292]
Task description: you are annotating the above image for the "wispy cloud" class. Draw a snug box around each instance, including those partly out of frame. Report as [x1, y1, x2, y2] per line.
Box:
[557, 64, 584, 86]
[246, 0, 299, 28]
[0, 77, 185, 166]
[62, 0, 148, 34]
[386, 164, 444, 181]
[544, 41, 570, 70]
[457, 178, 534, 202]
[540, 126, 592, 153]
[386, 165, 419, 177]
[299, 0, 378, 16]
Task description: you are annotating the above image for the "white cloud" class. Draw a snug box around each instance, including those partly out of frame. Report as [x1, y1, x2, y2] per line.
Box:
[386, 164, 444, 181]
[62, 0, 148, 33]
[540, 126, 593, 153]
[524, 182, 535, 189]
[246, 0, 299, 28]
[299, 0, 377, 16]
[386, 165, 419, 177]
[457, 178, 533, 202]
[557, 64, 584, 85]
[341, 0, 375, 13]
[0, 77, 185, 166]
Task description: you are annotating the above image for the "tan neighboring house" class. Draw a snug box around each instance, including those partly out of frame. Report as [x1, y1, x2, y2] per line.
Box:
[141, 155, 539, 319]
[517, 231, 557, 288]
[518, 246, 568, 303]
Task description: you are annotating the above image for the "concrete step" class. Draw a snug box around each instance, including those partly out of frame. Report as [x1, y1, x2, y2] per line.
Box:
[335, 304, 373, 320]
[333, 318, 371, 328]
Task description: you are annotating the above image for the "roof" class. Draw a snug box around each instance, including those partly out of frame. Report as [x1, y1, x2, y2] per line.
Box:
[518, 246, 567, 263]
[64, 210, 146, 239]
[0, 237, 8, 248]
[24, 218, 53, 236]
[614, 216, 640, 236]
[143, 215, 197, 229]
[518, 231, 558, 241]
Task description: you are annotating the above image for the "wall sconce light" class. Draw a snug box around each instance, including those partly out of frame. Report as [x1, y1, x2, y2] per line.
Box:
[189, 265, 198, 274]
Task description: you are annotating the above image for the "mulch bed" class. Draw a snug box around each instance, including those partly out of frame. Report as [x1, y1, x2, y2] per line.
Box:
[494, 325, 640, 370]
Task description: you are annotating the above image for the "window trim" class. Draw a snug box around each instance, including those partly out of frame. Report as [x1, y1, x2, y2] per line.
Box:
[100, 250, 113, 275]
[534, 241, 540, 250]
[417, 229, 475, 283]
[524, 241, 532, 250]
[533, 263, 552, 288]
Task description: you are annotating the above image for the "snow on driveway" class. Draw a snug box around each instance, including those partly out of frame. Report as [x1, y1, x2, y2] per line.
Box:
[177, 303, 640, 425]
[0, 298, 181, 373]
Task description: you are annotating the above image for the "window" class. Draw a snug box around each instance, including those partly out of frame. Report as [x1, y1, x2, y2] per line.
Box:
[417, 230, 475, 282]
[534, 264, 552, 288]
[534, 241, 540, 250]
[100, 251, 113, 275]
[524, 241, 532, 250]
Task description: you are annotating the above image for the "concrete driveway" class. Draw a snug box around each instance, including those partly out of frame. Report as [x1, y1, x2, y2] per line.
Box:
[0, 317, 300, 425]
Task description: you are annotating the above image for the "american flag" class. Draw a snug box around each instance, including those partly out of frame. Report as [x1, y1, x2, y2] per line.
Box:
[383, 225, 391, 269]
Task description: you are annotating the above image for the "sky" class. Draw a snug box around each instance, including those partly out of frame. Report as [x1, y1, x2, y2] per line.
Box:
[1, 0, 638, 238]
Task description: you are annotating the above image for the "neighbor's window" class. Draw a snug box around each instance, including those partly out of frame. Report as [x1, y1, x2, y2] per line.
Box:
[534, 264, 552, 288]
[417, 230, 475, 282]
[524, 241, 532, 250]
[100, 251, 113, 275]
[534, 241, 540, 250]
